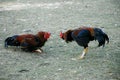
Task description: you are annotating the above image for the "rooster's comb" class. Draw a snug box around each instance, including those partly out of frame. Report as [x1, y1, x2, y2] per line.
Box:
[60, 32, 63, 38]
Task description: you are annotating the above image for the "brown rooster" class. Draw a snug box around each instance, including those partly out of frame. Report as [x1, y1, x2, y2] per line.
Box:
[5, 31, 51, 53]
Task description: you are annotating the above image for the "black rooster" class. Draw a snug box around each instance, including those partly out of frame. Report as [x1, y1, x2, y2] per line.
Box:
[60, 27, 109, 59]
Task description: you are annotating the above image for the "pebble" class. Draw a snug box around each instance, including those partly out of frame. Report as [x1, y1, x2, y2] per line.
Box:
[18, 69, 29, 73]
[3, 28, 7, 32]
[71, 58, 77, 61]
[58, 68, 62, 71]
[22, 29, 32, 32]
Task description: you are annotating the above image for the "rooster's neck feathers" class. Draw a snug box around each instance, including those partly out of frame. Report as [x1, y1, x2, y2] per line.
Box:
[64, 30, 74, 42]
[36, 32, 47, 42]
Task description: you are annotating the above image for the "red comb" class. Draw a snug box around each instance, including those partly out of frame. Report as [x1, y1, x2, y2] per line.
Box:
[44, 32, 51, 40]
[60, 32, 63, 38]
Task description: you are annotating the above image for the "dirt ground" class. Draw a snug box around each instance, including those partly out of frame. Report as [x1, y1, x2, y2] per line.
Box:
[0, 0, 120, 80]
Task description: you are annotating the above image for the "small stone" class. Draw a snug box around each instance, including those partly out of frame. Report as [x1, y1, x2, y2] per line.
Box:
[58, 68, 62, 71]
[71, 58, 77, 61]
[22, 29, 32, 32]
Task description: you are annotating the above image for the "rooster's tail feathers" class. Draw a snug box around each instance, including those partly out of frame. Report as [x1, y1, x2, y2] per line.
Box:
[94, 28, 109, 47]
[4, 35, 19, 47]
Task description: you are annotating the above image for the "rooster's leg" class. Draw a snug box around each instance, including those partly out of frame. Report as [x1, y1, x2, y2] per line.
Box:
[34, 48, 43, 53]
[40, 48, 43, 52]
[80, 47, 88, 59]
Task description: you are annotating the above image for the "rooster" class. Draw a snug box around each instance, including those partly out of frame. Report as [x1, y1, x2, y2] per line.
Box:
[60, 27, 109, 59]
[5, 31, 51, 53]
